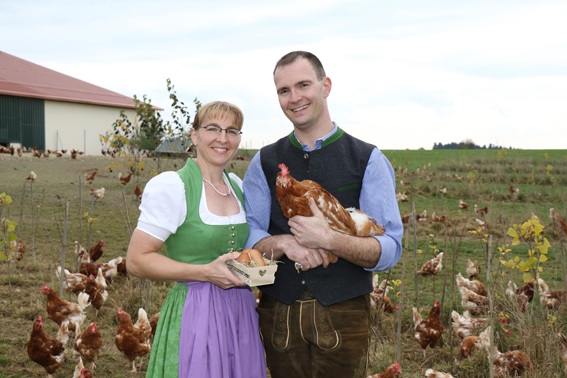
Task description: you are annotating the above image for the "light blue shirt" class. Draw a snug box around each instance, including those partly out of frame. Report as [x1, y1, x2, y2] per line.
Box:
[242, 123, 403, 272]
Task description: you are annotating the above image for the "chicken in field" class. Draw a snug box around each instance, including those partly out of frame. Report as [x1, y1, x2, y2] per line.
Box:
[80, 256, 123, 281]
[150, 312, 160, 337]
[460, 335, 481, 358]
[475, 218, 488, 229]
[80, 368, 93, 378]
[42, 286, 89, 330]
[366, 362, 401, 378]
[413, 300, 443, 357]
[84, 273, 108, 315]
[559, 333, 567, 375]
[73, 358, 84, 378]
[275, 163, 385, 264]
[73, 322, 102, 371]
[537, 278, 566, 309]
[509, 185, 519, 196]
[401, 213, 411, 224]
[84, 171, 97, 185]
[417, 252, 443, 276]
[459, 286, 489, 315]
[26, 171, 37, 182]
[118, 172, 134, 185]
[71, 149, 79, 159]
[10, 239, 25, 261]
[466, 259, 480, 279]
[550, 207, 562, 220]
[479, 326, 534, 377]
[370, 280, 398, 313]
[505, 280, 534, 312]
[134, 184, 143, 200]
[459, 200, 469, 210]
[115, 308, 152, 372]
[416, 209, 427, 222]
[456, 273, 487, 297]
[451, 310, 489, 339]
[559, 219, 567, 234]
[89, 187, 105, 200]
[475, 204, 489, 217]
[438, 187, 447, 194]
[89, 240, 105, 262]
[396, 193, 408, 202]
[425, 369, 454, 378]
[28, 316, 69, 378]
[431, 211, 446, 224]
[117, 257, 129, 277]
[55, 267, 88, 295]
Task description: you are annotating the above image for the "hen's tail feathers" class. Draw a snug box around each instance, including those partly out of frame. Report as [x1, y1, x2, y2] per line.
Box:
[78, 292, 91, 310]
[57, 320, 70, 345]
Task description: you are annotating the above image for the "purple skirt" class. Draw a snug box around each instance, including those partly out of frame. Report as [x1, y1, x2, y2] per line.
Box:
[179, 281, 267, 378]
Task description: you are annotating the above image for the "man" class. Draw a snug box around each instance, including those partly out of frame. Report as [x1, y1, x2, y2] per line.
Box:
[243, 51, 403, 378]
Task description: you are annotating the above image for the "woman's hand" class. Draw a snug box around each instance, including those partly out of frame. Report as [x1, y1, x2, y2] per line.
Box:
[205, 251, 247, 289]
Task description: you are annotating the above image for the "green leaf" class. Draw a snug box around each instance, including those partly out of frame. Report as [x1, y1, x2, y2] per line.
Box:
[540, 254, 548, 262]
[507, 228, 518, 238]
[523, 273, 533, 283]
[7, 224, 16, 232]
[8, 233, 17, 242]
[0, 251, 5, 262]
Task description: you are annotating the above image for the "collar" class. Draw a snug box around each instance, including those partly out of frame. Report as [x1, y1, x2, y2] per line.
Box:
[293, 122, 339, 152]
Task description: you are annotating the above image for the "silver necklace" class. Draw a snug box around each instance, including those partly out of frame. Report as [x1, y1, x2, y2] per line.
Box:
[202, 177, 231, 196]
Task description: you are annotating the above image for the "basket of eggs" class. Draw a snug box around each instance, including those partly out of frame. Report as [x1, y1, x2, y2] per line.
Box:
[227, 249, 278, 286]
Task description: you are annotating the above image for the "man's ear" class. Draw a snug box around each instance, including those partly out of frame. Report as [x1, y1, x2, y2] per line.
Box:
[322, 77, 332, 98]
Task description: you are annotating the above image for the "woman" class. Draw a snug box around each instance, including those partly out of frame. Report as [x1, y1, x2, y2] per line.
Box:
[126, 101, 267, 378]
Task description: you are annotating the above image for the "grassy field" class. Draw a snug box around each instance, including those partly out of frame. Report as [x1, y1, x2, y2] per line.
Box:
[1, 149, 567, 377]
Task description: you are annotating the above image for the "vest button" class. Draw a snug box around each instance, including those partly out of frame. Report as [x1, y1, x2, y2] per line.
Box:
[231, 233, 236, 237]
[231, 226, 235, 230]
[231, 241, 235, 244]
[301, 280, 306, 285]
[303, 154, 309, 160]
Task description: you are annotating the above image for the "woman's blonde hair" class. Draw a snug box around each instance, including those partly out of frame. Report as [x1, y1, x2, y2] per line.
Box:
[192, 101, 244, 130]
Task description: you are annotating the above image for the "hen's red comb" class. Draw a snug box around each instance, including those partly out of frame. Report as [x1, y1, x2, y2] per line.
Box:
[278, 163, 289, 178]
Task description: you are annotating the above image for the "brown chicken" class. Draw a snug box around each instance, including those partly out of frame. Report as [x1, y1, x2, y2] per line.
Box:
[396, 193, 408, 202]
[134, 185, 143, 200]
[73, 358, 84, 378]
[117, 257, 129, 277]
[370, 278, 398, 313]
[509, 185, 519, 196]
[456, 273, 487, 296]
[71, 149, 79, 159]
[459, 286, 489, 315]
[74, 322, 102, 371]
[89, 240, 105, 262]
[55, 267, 88, 295]
[431, 211, 446, 224]
[460, 335, 481, 358]
[85, 171, 97, 185]
[466, 259, 480, 279]
[115, 308, 152, 372]
[480, 326, 534, 377]
[415, 209, 427, 222]
[81, 367, 94, 378]
[560, 219, 567, 234]
[89, 187, 105, 200]
[79, 256, 123, 281]
[84, 274, 108, 315]
[506, 280, 534, 312]
[26, 171, 37, 182]
[550, 207, 562, 220]
[417, 252, 443, 276]
[475, 204, 489, 217]
[275, 163, 385, 264]
[451, 310, 489, 339]
[413, 300, 443, 357]
[538, 278, 566, 309]
[28, 316, 69, 377]
[42, 285, 89, 330]
[425, 369, 454, 378]
[366, 362, 401, 377]
[119, 172, 134, 185]
[559, 333, 567, 375]
[401, 214, 411, 224]
[459, 200, 469, 210]
[150, 312, 160, 336]
[14, 238, 25, 261]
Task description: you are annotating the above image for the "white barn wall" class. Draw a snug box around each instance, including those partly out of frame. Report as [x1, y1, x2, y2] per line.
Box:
[44, 100, 137, 155]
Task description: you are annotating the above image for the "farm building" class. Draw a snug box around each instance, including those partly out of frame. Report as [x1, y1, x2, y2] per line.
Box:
[0, 51, 161, 155]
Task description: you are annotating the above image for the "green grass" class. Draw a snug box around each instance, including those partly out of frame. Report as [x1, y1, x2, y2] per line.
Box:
[1, 150, 567, 377]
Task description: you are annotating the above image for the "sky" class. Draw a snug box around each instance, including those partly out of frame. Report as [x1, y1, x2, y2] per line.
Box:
[1, 0, 566, 150]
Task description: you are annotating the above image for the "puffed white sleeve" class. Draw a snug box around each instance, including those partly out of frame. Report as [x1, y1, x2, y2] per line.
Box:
[136, 171, 187, 241]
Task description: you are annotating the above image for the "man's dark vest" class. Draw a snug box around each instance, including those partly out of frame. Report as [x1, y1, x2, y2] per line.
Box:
[259, 127, 376, 306]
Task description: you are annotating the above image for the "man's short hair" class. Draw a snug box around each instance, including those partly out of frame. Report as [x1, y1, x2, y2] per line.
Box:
[273, 51, 326, 81]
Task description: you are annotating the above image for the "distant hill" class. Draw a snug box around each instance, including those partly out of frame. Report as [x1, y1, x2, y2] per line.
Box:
[433, 140, 515, 150]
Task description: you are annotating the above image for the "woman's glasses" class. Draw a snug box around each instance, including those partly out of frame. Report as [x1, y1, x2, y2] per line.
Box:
[202, 125, 242, 138]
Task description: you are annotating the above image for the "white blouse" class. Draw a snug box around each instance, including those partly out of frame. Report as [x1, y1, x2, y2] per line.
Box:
[137, 171, 246, 242]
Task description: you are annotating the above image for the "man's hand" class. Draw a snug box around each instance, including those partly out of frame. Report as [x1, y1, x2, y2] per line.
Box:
[288, 197, 333, 250]
[273, 234, 330, 270]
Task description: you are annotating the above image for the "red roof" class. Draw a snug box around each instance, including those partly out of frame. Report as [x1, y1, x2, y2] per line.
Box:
[0, 51, 162, 110]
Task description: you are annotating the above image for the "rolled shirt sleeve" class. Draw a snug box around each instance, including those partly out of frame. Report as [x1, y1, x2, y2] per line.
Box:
[243, 151, 273, 249]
